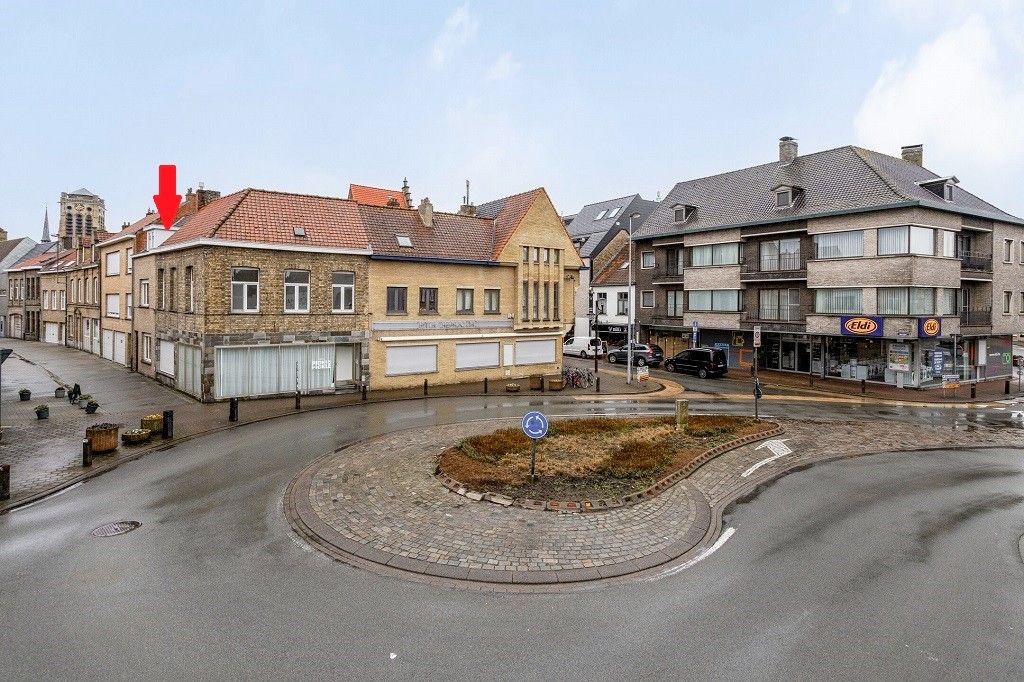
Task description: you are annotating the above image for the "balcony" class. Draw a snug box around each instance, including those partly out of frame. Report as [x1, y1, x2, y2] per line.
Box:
[960, 308, 992, 327]
[740, 256, 806, 282]
[650, 267, 685, 284]
[960, 251, 993, 278]
[741, 305, 807, 330]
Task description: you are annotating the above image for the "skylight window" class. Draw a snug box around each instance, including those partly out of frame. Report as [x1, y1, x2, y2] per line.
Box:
[619, 261, 629, 269]
[606, 207, 621, 219]
[594, 209, 608, 220]
[293, 226, 306, 237]
[396, 235, 413, 248]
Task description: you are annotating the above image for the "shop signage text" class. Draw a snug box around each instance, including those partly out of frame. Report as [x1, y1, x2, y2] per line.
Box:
[840, 316, 883, 337]
[918, 317, 941, 338]
[931, 349, 944, 374]
[887, 342, 911, 372]
[371, 319, 514, 331]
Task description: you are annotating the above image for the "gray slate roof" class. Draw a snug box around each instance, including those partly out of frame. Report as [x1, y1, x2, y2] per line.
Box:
[567, 194, 658, 257]
[635, 145, 1024, 240]
[69, 187, 98, 197]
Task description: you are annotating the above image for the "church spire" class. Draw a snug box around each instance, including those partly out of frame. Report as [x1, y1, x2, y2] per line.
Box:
[41, 207, 51, 242]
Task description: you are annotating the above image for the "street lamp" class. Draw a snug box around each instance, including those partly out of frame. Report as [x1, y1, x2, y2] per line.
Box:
[626, 212, 642, 384]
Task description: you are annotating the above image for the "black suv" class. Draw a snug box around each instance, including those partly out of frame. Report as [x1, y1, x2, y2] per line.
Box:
[607, 343, 663, 367]
[664, 347, 728, 378]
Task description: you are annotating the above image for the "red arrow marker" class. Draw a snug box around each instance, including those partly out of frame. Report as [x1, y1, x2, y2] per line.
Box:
[153, 164, 182, 229]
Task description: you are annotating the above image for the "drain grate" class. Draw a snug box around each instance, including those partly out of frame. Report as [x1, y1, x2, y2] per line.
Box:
[91, 521, 141, 537]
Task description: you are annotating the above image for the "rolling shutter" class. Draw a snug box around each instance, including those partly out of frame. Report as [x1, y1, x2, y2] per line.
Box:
[514, 339, 556, 365]
[455, 342, 499, 370]
[386, 344, 438, 375]
[158, 340, 175, 376]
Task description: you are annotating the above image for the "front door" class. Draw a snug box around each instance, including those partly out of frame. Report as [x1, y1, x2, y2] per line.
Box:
[334, 344, 354, 383]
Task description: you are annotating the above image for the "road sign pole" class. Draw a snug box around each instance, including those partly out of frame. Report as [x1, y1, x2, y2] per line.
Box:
[752, 326, 761, 421]
[530, 438, 537, 481]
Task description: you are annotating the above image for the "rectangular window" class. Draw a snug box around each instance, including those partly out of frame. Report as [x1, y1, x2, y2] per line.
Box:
[641, 290, 655, 308]
[139, 280, 150, 307]
[688, 290, 712, 311]
[230, 267, 259, 312]
[386, 344, 438, 375]
[813, 231, 864, 258]
[105, 293, 120, 318]
[532, 247, 540, 263]
[456, 288, 474, 314]
[759, 288, 801, 321]
[617, 291, 628, 315]
[878, 287, 935, 315]
[126, 247, 133, 274]
[666, 290, 685, 317]
[142, 333, 152, 363]
[641, 252, 655, 268]
[1020, 292, 1024, 315]
[760, 238, 801, 271]
[1004, 291, 1013, 314]
[595, 292, 607, 314]
[553, 282, 560, 320]
[687, 290, 740, 312]
[186, 266, 194, 312]
[1004, 239, 1014, 263]
[168, 267, 176, 311]
[522, 246, 529, 263]
[284, 270, 309, 312]
[815, 288, 863, 314]
[60, 290, 66, 310]
[691, 243, 739, 266]
[332, 272, 355, 312]
[126, 293, 133, 320]
[454, 342, 499, 370]
[41, 290, 47, 310]
[386, 286, 408, 314]
[533, 282, 540, 320]
[937, 288, 957, 316]
[554, 249, 561, 265]
[157, 268, 165, 309]
[522, 281, 529, 319]
[1020, 242, 1024, 265]
[484, 288, 500, 314]
[942, 231, 956, 258]
[158, 339, 175, 376]
[543, 283, 550, 319]
[910, 226, 934, 255]
[543, 248, 550, 263]
[666, 248, 684, 275]
[417, 287, 438, 313]
[910, 287, 934, 315]
[105, 251, 120, 276]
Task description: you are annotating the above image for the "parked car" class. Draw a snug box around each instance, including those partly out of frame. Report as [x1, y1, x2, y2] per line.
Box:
[664, 347, 728, 378]
[607, 343, 663, 367]
[562, 336, 606, 359]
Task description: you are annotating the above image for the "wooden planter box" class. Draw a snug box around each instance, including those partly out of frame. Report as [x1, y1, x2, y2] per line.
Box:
[121, 429, 151, 445]
[505, 383, 521, 392]
[86, 425, 119, 454]
[547, 378, 564, 391]
[529, 375, 544, 391]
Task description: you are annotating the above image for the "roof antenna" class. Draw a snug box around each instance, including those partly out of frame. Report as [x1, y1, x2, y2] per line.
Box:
[464, 179, 470, 206]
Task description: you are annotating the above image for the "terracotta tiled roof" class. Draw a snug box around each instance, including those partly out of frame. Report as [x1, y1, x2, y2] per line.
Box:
[361, 204, 495, 261]
[123, 212, 163, 235]
[592, 244, 629, 285]
[40, 249, 76, 273]
[162, 189, 371, 251]
[8, 244, 58, 270]
[348, 184, 408, 208]
[475, 188, 544, 259]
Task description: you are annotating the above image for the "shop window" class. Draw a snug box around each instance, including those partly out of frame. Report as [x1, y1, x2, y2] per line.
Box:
[332, 272, 355, 312]
[230, 268, 260, 312]
[284, 270, 309, 312]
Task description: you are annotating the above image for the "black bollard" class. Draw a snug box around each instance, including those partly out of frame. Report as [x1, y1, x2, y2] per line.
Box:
[361, 384, 367, 401]
[484, 377, 488, 394]
[229, 397, 239, 422]
[971, 383, 976, 399]
[596, 376, 601, 393]
[295, 391, 301, 410]
[0, 463, 9, 501]
[541, 376, 545, 392]
[82, 439, 93, 467]
[162, 410, 173, 439]
[423, 379, 428, 396]
[861, 379, 866, 395]
[1005, 379, 1010, 395]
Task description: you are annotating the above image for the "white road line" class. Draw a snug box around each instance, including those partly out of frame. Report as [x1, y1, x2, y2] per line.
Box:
[742, 451, 790, 478]
[646, 526, 736, 580]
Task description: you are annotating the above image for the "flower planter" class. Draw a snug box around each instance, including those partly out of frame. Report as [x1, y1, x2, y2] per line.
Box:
[505, 383, 521, 393]
[78, 395, 91, 409]
[19, 389, 31, 402]
[86, 424, 119, 454]
[547, 378, 564, 391]
[121, 429, 151, 445]
[35, 405, 49, 420]
[528, 375, 543, 391]
[140, 414, 163, 434]
[85, 402, 99, 415]
[54, 387, 66, 399]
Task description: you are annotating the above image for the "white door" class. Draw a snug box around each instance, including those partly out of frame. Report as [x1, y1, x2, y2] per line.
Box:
[10, 315, 22, 338]
[334, 344, 354, 383]
[82, 319, 90, 350]
[102, 329, 114, 360]
[113, 332, 127, 365]
[44, 322, 59, 344]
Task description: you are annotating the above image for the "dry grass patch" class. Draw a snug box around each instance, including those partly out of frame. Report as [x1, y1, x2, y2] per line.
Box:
[438, 415, 773, 501]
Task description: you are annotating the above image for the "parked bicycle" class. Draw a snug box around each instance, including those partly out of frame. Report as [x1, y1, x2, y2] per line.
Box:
[561, 367, 595, 389]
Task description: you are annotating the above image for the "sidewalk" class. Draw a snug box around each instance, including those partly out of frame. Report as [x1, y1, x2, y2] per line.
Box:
[0, 339, 655, 512]
[751, 368, 1024, 403]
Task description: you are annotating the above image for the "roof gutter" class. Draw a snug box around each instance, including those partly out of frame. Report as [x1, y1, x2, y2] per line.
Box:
[153, 238, 373, 257]
[369, 254, 497, 266]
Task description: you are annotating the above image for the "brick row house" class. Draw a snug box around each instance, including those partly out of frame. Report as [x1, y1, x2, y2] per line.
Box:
[633, 138, 1024, 388]
[39, 249, 75, 344]
[6, 244, 58, 340]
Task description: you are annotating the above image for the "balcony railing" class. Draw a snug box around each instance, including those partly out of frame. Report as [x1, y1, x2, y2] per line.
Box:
[742, 305, 807, 324]
[650, 267, 685, 282]
[960, 251, 993, 273]
[960, 308, 992, 326]
[740, 256, 807, 281]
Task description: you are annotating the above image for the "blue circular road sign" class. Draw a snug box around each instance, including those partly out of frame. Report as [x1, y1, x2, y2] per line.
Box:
[521, 411, 549, 439]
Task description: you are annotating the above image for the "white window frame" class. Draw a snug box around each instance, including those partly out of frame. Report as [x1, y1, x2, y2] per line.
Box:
[484, 288, 500, 314]
[105, 293, 120, 319]
[231, 268, 260, 313]
[283, 270, 310, 313]
[126, 247, 133, 274]
[104, 251, 120, 276]
[332, 271, 355, 313]
[456, 288, 474, 314]
[139, 280, 150, 307]
[126, 293, 133, 320]
[640, 251, 655, 269]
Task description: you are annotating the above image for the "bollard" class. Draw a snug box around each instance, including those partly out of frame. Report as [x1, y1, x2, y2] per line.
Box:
[1005, 379, 1011, 395]
[541, 376, 545, 392]
[229, 397, 239, 422]
[484, 377, 488, 394]
[675, 399, 689, 431]
[82, 439, 93, 467]
[295, 391, 301, 410]
[971, 383, 976, 400]
[162, 410, 173, 439]
[596, 376, 601, 393]
[0, 463, 9, 501]
[861, 379, 866, 395]
[423, 379, 428, 396]
[361, 384, 368, 401]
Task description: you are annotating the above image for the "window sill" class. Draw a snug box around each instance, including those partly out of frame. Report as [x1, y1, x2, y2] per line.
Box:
[483, 311, 501, 315]
[386, 312, 409, 316]
[456, 311, 474, 315]
[418, 310, 440, 316]
[283, 310, 311, 314]
[230, 310, 261, 314]
[332, 310, 356, 315]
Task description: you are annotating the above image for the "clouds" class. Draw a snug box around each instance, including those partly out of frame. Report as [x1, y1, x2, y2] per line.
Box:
[854, 12, 1024, 198]
[485, 51, 521, 81]
[431, 3, 478, 68]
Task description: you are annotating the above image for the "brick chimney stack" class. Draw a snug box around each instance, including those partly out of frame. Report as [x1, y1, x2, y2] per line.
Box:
[779, 136, 798, 164]
[901, 144, 924, 166]
[402, 178, 412, 208]
[417, 197, 434, 228]
[0, 227, 7, 242]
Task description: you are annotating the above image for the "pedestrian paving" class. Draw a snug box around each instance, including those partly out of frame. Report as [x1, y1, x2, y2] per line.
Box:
[0, 339, 656, 511]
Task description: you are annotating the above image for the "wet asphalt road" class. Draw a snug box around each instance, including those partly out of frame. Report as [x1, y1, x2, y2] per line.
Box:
[2, 395, 1024, 680]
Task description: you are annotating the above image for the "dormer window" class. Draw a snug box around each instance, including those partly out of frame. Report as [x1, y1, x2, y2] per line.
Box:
[672, 204, 696, 223]
[775, 189, 793, 208]
[917, 176, 959, 201]
[944, 184, 954, 201]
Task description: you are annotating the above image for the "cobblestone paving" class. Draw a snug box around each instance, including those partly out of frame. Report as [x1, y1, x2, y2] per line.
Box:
[293, 420, 711, 582]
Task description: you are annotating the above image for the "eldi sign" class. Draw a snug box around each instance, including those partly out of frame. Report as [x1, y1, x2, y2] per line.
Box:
[840, 316, 883, 337]
[918, 317, 941, 338]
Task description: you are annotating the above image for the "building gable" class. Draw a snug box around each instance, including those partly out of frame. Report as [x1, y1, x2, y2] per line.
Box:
[495, 189, 582, 267]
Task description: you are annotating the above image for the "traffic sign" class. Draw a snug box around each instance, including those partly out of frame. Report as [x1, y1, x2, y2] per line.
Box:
[522, 411, 549, 439]
[752, 326, 761, 348]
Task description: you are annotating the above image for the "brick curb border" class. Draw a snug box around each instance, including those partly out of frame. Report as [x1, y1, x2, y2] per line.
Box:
[435, 422, 783, 513]
[283, 422, 782, 588]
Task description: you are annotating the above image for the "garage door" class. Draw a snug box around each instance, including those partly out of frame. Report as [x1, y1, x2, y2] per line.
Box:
[514, 339, 556, 365]
[113, 332, 127, 365]
[44, 322, 59, 344]
[102, 329, 114, 360]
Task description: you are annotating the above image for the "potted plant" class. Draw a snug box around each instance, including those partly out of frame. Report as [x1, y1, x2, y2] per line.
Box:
[78, 394, 91, 409]
[85, 423, 119, 453]
[121, 428, 151, 445]
[54, 386, 66, 399]
[85, 399, 99, 414]
[34, 404, 49, 420]
[19, 388, 31, 401]
[505, 382, 521, 392]
[141, 414, 163, 434]
[548, 377, 564, 391]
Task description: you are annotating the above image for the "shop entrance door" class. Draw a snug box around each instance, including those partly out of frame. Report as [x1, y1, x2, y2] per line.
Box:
[796, 341, 811, 373]
[334, 344, 354, 384]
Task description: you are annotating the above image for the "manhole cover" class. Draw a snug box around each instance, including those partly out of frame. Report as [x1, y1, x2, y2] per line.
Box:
[91, 521, 141, 537]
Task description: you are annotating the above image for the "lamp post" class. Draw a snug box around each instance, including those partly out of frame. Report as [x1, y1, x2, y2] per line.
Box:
[626, 212, 642, 384]
[591, 288, 600, 376]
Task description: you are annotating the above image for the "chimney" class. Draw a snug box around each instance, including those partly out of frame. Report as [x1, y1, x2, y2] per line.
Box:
[901, 144, 923, 166]
[0, 227, 7, 241]
[779, 136, 798, 164]
[197, 188, 220, 210]
[402, 178, 412, 208]
[459, 179, 476, 215]
[417, 197, 434, 228]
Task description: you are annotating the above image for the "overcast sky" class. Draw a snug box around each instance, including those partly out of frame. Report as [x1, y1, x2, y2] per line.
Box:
[1, 0, 1022, 240]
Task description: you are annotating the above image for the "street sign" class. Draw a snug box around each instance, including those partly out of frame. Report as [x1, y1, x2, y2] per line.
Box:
[522, 411, 549, 439]
[0, 349, 11, 364]
[637, 366, 650, 382]
[942, 374, 961, 389]
[752, 326, 761, 348]
[931, 349, 944, 375]
[691, 320, 699, 346]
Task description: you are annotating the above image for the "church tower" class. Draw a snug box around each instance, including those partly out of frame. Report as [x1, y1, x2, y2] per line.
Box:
[41, 207, 51, 242]
[59, 188, 106, 249]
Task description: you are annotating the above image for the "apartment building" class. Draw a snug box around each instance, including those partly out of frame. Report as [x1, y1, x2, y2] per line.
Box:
[39, 250, 74, 344]
[364, 189, 581, 390]
[634, 138, 1024, 388]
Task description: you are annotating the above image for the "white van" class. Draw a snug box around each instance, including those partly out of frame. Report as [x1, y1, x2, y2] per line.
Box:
[562, 336, 606, 358]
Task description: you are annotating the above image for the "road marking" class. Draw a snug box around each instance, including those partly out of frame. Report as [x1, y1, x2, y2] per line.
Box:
[11, 482, 83, 512]
[645, 526, 735, 580]
[742, 440, 793, 477]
